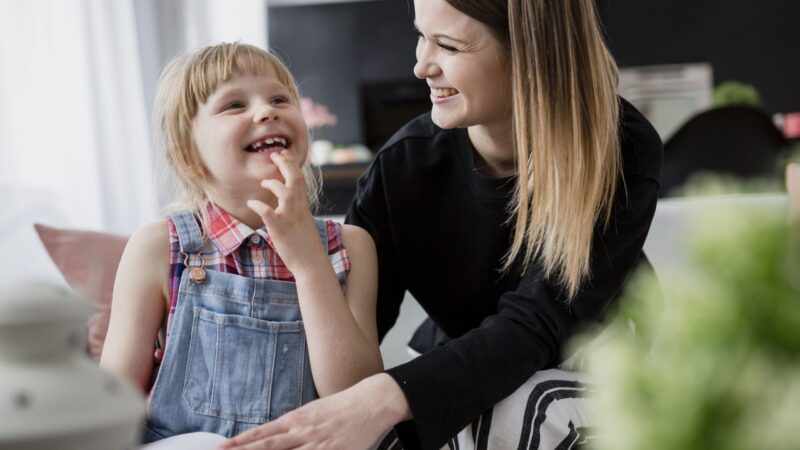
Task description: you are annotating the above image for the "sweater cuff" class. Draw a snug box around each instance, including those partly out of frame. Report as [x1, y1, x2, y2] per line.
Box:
[385, 351, 465, 450]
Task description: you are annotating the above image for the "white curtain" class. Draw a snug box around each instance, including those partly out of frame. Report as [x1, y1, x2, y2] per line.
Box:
[1, 0, 155, 233]
[0, 0, 268, 235]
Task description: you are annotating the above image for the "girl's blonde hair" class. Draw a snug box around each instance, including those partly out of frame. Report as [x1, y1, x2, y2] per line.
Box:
[446, 0, 622, 300]
[153, 42, 321, 232]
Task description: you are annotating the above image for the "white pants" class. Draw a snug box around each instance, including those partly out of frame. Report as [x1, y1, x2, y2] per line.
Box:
[377, 368, 596, 450]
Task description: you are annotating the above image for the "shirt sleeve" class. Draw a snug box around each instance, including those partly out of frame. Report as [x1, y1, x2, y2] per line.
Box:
[345, 156, 408, 340]
[385, 171, 661, 449]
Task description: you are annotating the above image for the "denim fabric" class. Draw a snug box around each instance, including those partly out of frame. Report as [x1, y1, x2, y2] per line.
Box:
[143, 211, 328, 441]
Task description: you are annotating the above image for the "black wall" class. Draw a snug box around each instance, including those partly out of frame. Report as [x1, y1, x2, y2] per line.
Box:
[269, 0, 419, 147]
[269, 0, 800, 148]
[598, 0, 800, 114]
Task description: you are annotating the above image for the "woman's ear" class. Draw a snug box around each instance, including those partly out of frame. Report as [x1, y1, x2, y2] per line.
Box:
[787, 163, 800, 223]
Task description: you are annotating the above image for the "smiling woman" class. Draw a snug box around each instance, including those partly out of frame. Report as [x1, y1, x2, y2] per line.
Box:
[219, 0, 662, 449]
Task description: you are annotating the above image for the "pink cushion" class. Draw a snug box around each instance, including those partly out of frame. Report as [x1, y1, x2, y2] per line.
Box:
[34, 223, 128, 360]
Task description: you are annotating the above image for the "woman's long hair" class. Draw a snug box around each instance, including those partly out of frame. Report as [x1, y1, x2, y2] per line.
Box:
[446, 0, 621, 300]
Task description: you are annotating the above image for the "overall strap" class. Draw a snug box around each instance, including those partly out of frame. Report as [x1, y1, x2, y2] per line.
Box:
[313, 218, 349, 288]
[313, 218, 328, 249]
[168, 211, 205, 254]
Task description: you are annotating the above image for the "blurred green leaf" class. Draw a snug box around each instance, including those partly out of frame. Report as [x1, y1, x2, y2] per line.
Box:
[583, 186, 800, 450]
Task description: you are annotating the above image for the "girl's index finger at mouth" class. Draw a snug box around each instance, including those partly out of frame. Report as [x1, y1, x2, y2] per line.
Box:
[269, 151, 302, 184]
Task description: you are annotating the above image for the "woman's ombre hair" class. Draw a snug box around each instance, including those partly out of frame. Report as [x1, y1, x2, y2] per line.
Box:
[446, 0, 622, 300]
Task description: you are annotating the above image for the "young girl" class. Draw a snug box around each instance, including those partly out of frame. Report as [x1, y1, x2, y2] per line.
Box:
[99, 42, 382, 442]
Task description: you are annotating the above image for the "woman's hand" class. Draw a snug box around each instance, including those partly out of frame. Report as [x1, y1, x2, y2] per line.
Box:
[218, 374, 411, 450]
[247, 151, 327, 275]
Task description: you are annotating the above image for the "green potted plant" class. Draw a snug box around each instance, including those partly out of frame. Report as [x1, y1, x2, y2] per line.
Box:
[581, 193, 800, 450]
[711, 81, 762, 108]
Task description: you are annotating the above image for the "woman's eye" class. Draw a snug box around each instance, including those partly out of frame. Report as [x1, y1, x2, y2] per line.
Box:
[438, 43, 459, 53]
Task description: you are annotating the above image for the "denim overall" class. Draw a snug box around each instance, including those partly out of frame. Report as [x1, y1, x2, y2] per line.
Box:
[143, 211, 336, 442]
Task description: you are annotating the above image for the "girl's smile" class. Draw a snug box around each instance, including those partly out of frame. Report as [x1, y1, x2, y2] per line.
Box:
[191, 69, 309, 201]
[244, 134, 292, 153]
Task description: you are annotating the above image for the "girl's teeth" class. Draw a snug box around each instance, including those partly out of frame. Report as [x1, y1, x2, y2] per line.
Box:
[247, 137, 289, 152]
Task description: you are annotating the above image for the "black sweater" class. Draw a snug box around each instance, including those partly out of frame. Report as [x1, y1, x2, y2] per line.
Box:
[345, 99, 663, 449]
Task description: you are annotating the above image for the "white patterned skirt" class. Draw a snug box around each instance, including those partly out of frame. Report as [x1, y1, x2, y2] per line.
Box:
[376, 368, 596, 450]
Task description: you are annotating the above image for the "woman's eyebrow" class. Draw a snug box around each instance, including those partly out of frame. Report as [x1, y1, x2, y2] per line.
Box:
[413, 22, 468, 45]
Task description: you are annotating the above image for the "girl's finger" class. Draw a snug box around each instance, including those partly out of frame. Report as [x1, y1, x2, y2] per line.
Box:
[246, 199, 276, 224]
[260, 179, 290, 201]
[270, 152, 304, 189]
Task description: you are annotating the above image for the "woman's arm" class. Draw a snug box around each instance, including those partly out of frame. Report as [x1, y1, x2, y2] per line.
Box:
[99, 220, 169, 391]
[248, 151, 383, 397]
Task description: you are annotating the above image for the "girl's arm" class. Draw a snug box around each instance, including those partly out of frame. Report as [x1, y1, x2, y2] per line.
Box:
[293, 223, 382, 396]
[248, 151, 382, 397]
[99, 220, 169, 391]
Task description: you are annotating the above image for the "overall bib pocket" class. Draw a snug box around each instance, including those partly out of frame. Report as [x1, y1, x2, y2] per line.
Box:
[183, 307, 307, 423]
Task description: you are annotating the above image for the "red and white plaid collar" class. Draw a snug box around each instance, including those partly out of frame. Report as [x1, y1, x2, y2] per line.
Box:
[205, 201, 273, 256]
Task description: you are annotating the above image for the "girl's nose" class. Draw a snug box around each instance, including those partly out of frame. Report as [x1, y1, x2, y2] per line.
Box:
[254, 105, 278, 123]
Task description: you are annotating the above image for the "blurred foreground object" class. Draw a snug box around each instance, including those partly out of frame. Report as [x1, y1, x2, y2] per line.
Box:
[583, 191, 800, 450]
[0, 283, 144, 450]
[789, 162, 800, 222]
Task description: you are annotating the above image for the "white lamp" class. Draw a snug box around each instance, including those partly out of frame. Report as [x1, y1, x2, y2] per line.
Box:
[0, 282, 145, 449]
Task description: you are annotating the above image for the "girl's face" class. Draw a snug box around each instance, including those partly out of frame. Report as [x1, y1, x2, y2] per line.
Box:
[413, 0, 511, 131]
[191, 68, 308, 197]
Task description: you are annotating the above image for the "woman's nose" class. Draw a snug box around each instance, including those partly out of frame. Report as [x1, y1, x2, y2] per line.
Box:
[413, 42, 438, 80]
[413, 59, 428, 80]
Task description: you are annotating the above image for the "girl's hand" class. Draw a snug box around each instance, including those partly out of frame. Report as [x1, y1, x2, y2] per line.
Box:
[218, 374, 409, 450]
[247, 151, 327, 275]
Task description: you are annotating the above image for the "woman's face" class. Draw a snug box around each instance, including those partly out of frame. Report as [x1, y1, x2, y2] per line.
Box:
[413, 0, 511, 131]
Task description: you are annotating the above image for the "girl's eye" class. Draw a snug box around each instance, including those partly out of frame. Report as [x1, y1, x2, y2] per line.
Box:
[271, 96, 288, 105]
[224, 101, 245, 111]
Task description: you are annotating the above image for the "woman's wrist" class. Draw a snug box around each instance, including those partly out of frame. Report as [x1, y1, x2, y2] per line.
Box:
[360, 372, 413, 425]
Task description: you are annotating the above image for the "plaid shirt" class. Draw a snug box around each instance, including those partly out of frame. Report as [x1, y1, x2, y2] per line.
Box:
[166, 202, 350, 319]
